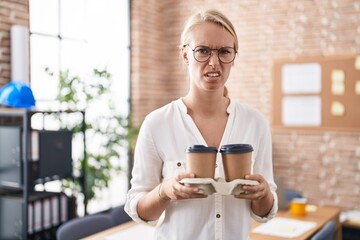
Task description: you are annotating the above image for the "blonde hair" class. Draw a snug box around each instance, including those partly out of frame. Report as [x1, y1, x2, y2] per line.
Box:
[180, 9, 235, 97]
[180, 9, 238, 52]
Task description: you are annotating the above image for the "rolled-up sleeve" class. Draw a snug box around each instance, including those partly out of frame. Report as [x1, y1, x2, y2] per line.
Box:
[251, 120, 278, 222]
[251, 190, 278, 222]
[124, 117, 163, 224]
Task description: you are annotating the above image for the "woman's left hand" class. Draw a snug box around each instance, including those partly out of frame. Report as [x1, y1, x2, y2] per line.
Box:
[234, 174, 270, 201]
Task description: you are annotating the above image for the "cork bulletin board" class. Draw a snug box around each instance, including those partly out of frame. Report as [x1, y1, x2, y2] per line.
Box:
[273, 55, 360, 131]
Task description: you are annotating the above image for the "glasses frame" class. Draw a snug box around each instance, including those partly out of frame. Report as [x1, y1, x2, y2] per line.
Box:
[185, 44, 237, 64]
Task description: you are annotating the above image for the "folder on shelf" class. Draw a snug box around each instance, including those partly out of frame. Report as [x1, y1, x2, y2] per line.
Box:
[43, 198, 51, 229]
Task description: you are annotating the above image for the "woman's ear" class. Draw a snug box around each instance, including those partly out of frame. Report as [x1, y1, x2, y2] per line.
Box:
[182, 47, 189, 64]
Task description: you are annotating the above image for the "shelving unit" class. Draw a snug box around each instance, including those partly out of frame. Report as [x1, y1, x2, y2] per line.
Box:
[0, 108, 85, 240]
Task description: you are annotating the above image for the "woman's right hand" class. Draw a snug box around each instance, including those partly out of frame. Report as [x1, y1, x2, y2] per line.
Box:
[160, 172, 208, 200]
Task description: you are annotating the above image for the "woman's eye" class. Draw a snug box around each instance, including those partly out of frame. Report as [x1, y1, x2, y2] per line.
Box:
[196, 48, 210, 55]
[219, 48, 231, 55]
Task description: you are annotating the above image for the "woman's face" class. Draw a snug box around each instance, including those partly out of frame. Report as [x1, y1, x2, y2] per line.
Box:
[182, 22, 235, 94]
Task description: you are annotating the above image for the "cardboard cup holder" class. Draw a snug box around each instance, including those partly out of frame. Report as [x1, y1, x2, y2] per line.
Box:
[180, 178, 259, 195]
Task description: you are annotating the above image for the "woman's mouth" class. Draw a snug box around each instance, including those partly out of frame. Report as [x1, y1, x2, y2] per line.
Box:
[205, 72, 221, 78]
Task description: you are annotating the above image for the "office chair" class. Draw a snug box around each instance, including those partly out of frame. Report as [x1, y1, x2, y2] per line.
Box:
[275, 177, 303, 209]
[56, 213, 113, 240]
[285, 189, 303, 203]
[111, 204, 132, 226]
[310, 220, 336, 240]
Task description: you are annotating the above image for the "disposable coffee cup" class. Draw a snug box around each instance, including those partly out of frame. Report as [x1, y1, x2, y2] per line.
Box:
[220, 144, 253, 181]
[185, 145, 218, 178]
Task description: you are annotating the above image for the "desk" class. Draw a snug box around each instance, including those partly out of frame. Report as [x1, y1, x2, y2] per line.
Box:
[83, 206, 341, 240]
[250, 206, 341, 240]
[81, 221, 146, 240]
[342, 220, 360, 240]
[342, 219, 360, 229]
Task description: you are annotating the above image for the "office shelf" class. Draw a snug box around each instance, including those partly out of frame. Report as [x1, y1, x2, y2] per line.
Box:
[0, 108, 84, 239]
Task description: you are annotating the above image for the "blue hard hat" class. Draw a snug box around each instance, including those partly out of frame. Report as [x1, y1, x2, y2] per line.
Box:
[0, 81, 36, 109]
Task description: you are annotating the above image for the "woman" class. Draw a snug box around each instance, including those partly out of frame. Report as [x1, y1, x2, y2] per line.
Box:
[125, 9, 278, 240]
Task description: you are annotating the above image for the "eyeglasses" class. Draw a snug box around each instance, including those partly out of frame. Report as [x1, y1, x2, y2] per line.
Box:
[185, 45, 236, 64]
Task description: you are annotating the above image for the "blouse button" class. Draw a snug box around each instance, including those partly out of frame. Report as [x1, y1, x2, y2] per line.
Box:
[177, 162, 182, 167]
[216, 214, 221, 218]
[215, 164, 218, 168]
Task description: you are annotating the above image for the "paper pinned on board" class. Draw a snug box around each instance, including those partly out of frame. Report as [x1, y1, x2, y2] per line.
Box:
[331, 69, 345, 95]
[355, 55, 360, 70]
[252, 217, 317, 238]
[355, 80, 360, 95]
[282, 96, 321, 126]
[331, 101, 345, 116]
[281, 63, 321, 94]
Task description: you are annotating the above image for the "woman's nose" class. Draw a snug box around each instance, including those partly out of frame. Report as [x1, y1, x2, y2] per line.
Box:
[208, 51, 220, 67]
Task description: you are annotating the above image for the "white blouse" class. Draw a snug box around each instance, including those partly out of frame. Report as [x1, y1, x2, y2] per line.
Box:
[125, 98, 278, 240]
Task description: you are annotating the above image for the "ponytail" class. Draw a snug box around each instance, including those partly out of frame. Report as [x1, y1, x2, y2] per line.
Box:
[223, 86, 229, 97]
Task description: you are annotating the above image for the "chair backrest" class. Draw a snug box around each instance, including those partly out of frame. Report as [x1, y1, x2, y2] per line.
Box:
[56, 213, 113, 240]
[111, 205, 132, 226]
[275, 177, 303, 210]
[285, 189, 303, 203]
[310, 220, 336, 240]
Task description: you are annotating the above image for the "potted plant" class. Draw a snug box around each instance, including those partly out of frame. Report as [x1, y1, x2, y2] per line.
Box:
[45, 67, 138, 213]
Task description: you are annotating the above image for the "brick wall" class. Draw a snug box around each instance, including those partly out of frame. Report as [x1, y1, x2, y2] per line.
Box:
[0, 0, 29, 86]
[131, 0, 360, 210]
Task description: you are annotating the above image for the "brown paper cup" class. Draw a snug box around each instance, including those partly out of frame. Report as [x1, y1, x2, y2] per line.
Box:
[186, 145, 218, 178]
[220, 144, 253, 181]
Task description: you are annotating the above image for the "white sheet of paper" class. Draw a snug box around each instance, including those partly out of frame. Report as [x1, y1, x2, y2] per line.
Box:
[282, 63, 321, 94]
[355, 55, 360, 70]
[331, 101, 345, 116]
[282, 96, 321, 126]
[331, 70, 345, 95]
[356, 80, 360, 95]
[331, 79, 345, 95]
[105, 224, 155, 240]
[252, 217, 317, 238]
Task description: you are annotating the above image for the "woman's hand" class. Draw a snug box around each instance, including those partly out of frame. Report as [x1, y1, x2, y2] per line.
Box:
[160, 172, 208, 200]
[234, 174, 274, 217]
[234, 174, 271, 201]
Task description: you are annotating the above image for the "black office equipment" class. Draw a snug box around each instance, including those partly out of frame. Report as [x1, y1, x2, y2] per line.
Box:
[38, 130, 73, 180]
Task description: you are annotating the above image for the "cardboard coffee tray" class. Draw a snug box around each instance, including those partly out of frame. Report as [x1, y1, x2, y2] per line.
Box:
[180, 178, 259, 195]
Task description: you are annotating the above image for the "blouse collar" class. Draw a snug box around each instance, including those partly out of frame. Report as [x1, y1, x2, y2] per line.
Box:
[176, 97, 234, 114]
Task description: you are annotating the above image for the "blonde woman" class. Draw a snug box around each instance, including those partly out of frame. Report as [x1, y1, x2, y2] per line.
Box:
[125, 9, 277, 240]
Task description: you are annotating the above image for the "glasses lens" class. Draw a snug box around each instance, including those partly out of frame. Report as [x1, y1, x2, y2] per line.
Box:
[218, 47, 236, 63]
[193, 46, 211, 62]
